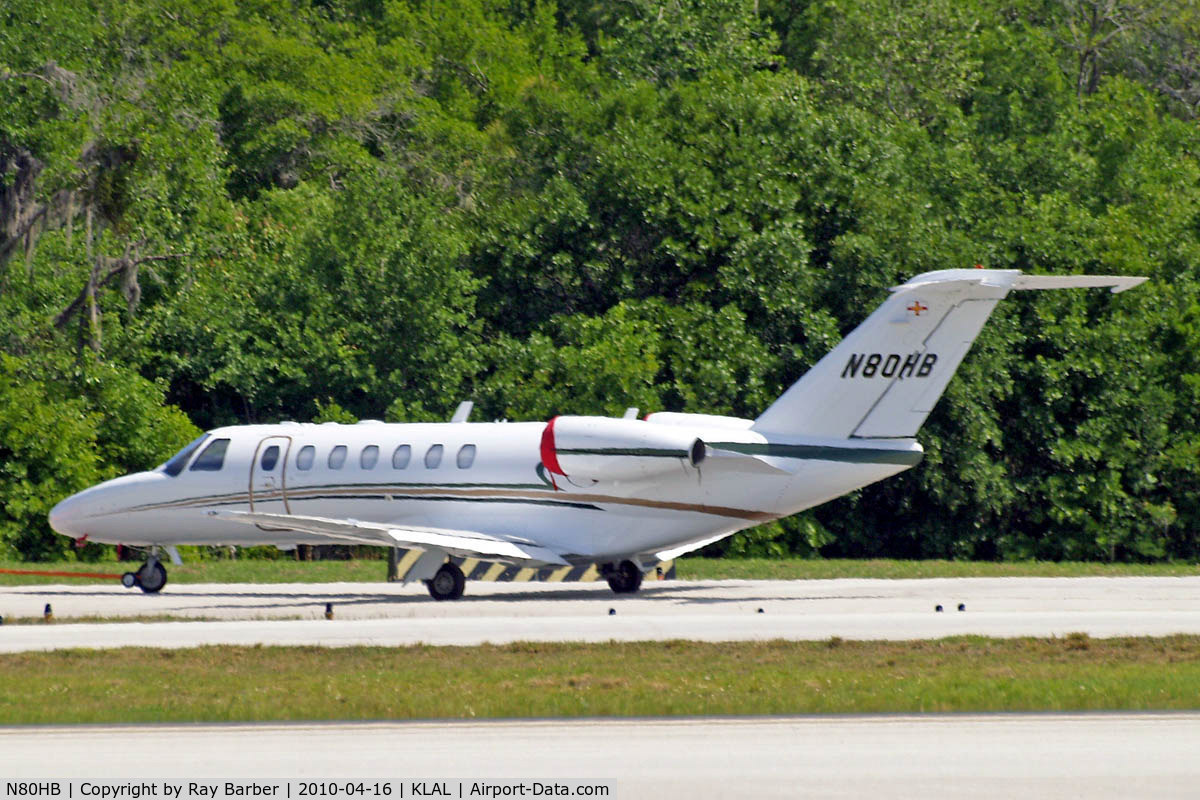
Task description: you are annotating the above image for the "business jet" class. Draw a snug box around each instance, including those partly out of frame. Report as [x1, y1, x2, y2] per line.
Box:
[48, 269, 1144, 599]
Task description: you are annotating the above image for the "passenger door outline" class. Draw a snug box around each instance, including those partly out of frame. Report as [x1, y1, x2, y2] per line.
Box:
[249, 435, 293, 528]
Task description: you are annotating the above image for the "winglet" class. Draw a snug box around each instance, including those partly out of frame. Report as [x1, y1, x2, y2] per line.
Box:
[450, 400, 474, 423]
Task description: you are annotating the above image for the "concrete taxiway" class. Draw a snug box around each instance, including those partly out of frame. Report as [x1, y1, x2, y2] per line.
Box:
[5, 713, 1200, 799]
[4, 576, 1200, 651]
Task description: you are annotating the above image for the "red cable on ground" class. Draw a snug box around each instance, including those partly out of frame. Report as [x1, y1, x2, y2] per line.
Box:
[0, 568, 124, 580]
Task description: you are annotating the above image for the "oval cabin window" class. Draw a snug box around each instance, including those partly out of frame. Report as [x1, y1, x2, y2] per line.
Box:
[424, 444, 443, 469]
[392, 445, 411, 469]
[296, 445, 315, 470]
[260, 445, 280, 471]
[457, 444, 476, 469]
[361, 445, 379, 469]
[328, 445, 347, 470]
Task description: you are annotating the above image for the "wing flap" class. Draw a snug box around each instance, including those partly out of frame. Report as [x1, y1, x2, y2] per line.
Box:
[213, 511, 569, 566]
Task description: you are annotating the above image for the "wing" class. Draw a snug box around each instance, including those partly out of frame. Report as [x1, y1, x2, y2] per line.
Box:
[654, 531, 737, 561]
[212, 510, 570, 566]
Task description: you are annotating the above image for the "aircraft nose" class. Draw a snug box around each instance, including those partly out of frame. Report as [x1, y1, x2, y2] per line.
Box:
[48, 493, 86, 538]
[48, 471, 166, 541]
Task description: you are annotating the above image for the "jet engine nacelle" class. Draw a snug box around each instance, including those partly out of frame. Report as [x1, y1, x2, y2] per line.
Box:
[540, 415, 705, 482]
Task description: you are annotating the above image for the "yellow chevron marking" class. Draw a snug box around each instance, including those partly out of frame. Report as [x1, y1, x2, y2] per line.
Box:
[545, 566, 572, 582]
[395, 548, 424, 578]
[391, 559, 672, 583]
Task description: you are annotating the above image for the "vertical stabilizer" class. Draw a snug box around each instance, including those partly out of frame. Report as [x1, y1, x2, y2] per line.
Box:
[752, 269, 1145, 439]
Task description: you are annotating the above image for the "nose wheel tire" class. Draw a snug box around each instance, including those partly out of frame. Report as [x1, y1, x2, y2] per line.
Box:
[425, 562, 466, 601]
[130, 560, 168, 593]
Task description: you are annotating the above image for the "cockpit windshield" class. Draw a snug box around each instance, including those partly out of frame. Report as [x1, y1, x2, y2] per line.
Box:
[190, 438, 230, 471]
[161, 434, 210, 477]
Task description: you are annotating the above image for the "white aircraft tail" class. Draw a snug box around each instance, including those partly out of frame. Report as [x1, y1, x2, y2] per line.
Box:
[752, 269, 1145, 439]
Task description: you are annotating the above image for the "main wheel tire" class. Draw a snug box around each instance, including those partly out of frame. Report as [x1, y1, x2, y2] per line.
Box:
[606, 560, 644, 594]
[426, 562, 466, 601]
[136, 561, 168, 593]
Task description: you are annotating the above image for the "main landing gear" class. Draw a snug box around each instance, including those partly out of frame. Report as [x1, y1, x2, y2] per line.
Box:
[420, 558, 645, 600]
[425, 562, 466, 601]
[602, 560, 644, 595]
[121, 553, 168, 594]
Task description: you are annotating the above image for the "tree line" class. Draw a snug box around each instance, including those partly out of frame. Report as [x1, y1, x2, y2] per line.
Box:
[2, 0, 1199, 561]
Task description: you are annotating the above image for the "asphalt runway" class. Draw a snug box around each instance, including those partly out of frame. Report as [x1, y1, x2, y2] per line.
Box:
[5, 713, 1200, 799]
[4, 576, 1200, 651]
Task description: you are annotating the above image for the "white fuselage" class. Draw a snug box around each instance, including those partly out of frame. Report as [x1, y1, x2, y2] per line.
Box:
[49, 417, 922, 565]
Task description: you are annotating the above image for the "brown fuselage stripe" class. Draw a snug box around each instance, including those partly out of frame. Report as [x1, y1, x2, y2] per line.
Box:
[111, 485, 776, 522]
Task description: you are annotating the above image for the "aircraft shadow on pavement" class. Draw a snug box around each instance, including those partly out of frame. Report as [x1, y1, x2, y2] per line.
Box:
[0, 582, 864, 613]
[4, 585, 691, 606]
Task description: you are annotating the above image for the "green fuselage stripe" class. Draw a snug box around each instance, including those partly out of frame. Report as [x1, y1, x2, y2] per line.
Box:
[711, 442, 923, 467]
[557, 448, 689, 458]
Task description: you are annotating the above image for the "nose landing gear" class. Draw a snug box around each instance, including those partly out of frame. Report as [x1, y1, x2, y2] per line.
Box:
[121, 553, 168, 594]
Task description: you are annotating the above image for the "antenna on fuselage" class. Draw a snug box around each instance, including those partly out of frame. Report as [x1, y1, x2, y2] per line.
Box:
[450, 400, 474, 423]
[623, 407, 639, 419]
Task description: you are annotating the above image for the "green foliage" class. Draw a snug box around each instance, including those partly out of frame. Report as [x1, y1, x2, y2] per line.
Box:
[0, 358, 103, 560]
[312, 399, 358, 424]
[2, 0, 1199, 563]
[596, 0, 780, 84]
[0, 354, 198, 559]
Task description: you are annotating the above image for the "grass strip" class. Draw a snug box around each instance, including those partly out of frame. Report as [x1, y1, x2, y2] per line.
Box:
[3, 635, 1200, 724]
[2, 557, 1199, 586]
[0, 558, 391, 586]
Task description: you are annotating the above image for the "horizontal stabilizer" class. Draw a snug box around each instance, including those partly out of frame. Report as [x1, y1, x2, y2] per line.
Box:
[1011, 275, 1147, 293]
[213, 510, 569, 566]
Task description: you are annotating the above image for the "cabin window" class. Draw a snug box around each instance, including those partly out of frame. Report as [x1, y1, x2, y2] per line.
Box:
[457, 444, 476, 469]
[424, 444, 444, 469]
[296, 445, 315, 470]
[163, 434, 208, 477]
[361, 445, 379, 469]
[260, 445, 280, 472]
[328, 445, 347, 470]
[392, 444, 411, 469]
[190, 438, 230, 472]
